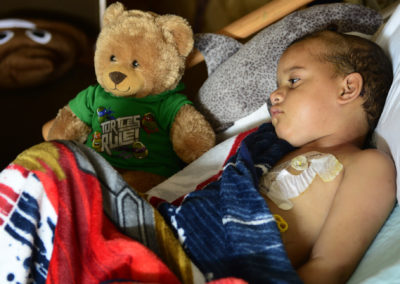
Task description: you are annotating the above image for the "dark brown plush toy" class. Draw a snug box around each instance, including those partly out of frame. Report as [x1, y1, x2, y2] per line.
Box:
[0, 18, 89, 89]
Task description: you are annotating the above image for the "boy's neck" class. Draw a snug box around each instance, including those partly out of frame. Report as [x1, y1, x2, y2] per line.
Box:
[300, 132, 367, 153]
[304, 106, 369, 151]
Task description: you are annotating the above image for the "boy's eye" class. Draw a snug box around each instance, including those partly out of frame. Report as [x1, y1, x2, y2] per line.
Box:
[289, 78, 300, 85]
[110, 55, 116, 62]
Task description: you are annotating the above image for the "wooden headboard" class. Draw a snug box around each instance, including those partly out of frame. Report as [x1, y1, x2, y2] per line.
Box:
[187, 0, 315, 68]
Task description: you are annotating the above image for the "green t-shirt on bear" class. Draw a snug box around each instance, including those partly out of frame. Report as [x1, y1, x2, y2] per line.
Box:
[69, 83, 192, 177]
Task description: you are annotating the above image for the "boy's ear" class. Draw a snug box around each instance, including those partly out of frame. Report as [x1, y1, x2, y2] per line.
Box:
[337, 72, 363, 104]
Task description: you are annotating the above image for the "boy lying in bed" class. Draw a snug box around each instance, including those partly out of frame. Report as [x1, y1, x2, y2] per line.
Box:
[159, 30, 395, 284]
[262, 29, 395, 283]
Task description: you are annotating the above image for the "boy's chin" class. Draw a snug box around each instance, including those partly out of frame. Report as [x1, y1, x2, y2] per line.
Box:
[274, 127, 296, 146]
[276, 132, 303, 147]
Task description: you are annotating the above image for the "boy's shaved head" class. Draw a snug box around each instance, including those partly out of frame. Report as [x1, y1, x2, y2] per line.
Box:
[291, 30, 393, 132]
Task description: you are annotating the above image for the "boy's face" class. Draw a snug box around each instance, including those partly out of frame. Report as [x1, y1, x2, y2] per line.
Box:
[269, 38, 345, 147]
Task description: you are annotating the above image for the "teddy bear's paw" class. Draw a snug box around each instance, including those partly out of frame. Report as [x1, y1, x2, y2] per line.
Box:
[117, 169, 167, 193]
[171, 105, 216, 163]
[175, 134, 215, 163]
[47, 105, 91, 143]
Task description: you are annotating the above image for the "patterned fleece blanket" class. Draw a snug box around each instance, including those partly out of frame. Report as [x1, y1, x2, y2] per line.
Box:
[157, 123, 301, 283]
[0, 122, 301, 283]
[0, 140, 202, 284]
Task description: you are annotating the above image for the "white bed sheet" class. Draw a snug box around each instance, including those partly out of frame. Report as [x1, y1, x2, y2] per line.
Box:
[349, 205, 400, 283]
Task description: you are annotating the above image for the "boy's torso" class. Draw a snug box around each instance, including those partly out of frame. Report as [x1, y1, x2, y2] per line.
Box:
[261, 146, 358, 268]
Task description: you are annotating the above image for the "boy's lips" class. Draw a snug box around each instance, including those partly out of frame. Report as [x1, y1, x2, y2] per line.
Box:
[270, 107, 283, 117]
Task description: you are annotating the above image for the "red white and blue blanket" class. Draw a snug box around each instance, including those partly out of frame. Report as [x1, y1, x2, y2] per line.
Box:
[0, 123, 300, 283]
[0, 141, 200, 283]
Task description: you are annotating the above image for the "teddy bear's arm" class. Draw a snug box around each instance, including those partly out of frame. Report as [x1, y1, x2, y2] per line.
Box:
[44, 105, 91, 143]
[170, 104, 216, 164]
[42, 119, 55, 140]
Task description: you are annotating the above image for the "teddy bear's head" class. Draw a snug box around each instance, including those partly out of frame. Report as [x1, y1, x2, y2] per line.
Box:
[94, 2, 194, 98]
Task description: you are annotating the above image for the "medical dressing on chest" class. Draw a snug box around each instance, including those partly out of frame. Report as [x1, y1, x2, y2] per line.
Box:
[259, 152, 343, 210]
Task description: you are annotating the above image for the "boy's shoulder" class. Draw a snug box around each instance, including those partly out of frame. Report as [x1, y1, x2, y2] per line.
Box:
[345, 148, 394, 170]
[340, 147, 396, 195]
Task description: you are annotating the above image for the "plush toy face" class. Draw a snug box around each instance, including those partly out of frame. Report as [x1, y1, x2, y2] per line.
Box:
[0, 18, 88, 89]
[95, 2, 194, 98]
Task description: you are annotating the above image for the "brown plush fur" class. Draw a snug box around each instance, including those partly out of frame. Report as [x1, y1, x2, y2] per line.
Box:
[171, 104, 216, 163]
[117, 169, 167, 193]
[95, 3, 194, 98]
[0, 18, 90, 89]
[43, 2, 215, 192]
[47, 106, 91, 143]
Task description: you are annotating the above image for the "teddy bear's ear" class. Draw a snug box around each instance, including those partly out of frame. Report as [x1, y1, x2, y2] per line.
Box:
[156, 15, 194, 57]
[103, 2, 125, 27]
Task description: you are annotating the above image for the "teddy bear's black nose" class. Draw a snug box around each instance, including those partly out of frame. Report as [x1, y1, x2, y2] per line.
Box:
[109, 71, 127, 85]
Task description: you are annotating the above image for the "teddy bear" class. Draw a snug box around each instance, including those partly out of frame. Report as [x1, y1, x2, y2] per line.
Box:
[42, 2, 215, 192]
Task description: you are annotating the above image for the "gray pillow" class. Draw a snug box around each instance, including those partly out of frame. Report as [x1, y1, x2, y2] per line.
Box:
[194, 3, 382, 132]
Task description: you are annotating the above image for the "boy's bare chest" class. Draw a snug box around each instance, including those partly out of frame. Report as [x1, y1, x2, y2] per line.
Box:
[260, 151, 345, 267]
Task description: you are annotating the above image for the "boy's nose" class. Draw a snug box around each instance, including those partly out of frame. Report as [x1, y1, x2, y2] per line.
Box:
[269, 89, 285, 105]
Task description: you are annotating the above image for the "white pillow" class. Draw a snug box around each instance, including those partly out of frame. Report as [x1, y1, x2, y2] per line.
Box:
[374, 4, 400, 203]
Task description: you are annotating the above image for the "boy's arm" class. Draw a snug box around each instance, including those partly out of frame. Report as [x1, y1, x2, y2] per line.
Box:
[297, 149, 396, 284]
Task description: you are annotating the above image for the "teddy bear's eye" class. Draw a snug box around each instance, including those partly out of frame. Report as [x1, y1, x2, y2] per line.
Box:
[110, 55, 116, 62]
[132, 60, 139, 68]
